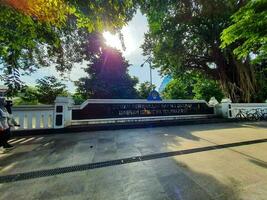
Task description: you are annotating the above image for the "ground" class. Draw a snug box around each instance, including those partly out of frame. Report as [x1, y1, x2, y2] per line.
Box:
[0, 122, 267, 200]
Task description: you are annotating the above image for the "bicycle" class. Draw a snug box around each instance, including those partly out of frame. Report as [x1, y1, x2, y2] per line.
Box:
[235, 109, 249, 121]
[246, 109, 267, 121]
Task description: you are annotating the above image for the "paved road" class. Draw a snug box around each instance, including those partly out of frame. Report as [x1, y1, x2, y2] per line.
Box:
[0, 122, 267, 200]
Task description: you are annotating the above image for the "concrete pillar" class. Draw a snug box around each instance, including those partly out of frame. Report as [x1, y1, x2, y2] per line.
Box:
[208, 97, 220, 116]
[208, 97, 219, 106]
[221, 98, 232, 118]
[54, 96, 74, 129]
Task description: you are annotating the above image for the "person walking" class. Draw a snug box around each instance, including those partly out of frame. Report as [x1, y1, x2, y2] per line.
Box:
[0, 97, 17, 152]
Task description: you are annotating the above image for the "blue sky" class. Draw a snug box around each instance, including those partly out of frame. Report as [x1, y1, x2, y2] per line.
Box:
[12, 11, 163, 93]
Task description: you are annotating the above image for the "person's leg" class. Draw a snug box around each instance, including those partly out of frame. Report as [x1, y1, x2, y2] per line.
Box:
[0, 133, 4, 147]
[3, 128, 13, 149]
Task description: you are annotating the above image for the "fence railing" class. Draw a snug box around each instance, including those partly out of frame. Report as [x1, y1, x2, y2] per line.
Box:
[12, 105, 54, 130]
[8, 97, 267, 132]
[229, 103, 267, 120]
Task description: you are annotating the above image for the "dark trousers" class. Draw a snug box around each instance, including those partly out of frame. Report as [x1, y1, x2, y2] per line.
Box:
[0, 128, 11, 147]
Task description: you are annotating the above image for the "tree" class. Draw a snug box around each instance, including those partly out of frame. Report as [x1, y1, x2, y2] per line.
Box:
[140, 0, 259, 102]
[13, 86, 39, 105]
[251, 63, 267, 102]
[72, 93, 86, 105]
[35, 76, 68, 104]
[221, 0, 267, 64]
[162, 79, 193, 100]
[0, 1, 138, 94]
[138, 81, 156, 99]
[162, 72, 224, 101]
[76, 46, 139, 99]
[193, 75, 224, 102]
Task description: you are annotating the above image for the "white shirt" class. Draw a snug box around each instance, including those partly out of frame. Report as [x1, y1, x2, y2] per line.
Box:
[0, 107, 9, 130]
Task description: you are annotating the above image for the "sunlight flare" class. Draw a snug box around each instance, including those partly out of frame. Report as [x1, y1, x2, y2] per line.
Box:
[103, 29, 136, 55]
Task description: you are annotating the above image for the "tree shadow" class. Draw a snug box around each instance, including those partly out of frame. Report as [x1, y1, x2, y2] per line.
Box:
[249, 159, 267, 169]
[149, 158, 243, 200]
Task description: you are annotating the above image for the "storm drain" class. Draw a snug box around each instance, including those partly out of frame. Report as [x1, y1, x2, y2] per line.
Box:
[1, 138, 267, 184]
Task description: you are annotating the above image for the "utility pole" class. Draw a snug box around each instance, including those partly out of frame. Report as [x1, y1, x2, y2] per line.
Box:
[149, 59, 152, 88]
[141, 56, 153, 88]
[141, 57, 162, 101]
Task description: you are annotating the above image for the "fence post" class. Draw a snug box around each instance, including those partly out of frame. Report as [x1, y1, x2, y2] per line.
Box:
[208, 97, 221, 116]
[54, 96, 74, 129]
[221, 98, 232, 118]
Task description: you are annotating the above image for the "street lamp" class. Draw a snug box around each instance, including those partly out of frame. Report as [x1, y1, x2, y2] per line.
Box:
[141, 56, 153, 87]
[140, 57, 162, 101]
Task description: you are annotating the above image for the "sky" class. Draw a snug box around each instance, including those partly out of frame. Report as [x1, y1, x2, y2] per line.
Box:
[19, 10, 163, 93]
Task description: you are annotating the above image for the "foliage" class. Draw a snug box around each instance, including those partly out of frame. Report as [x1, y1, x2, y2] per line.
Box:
[12, 86, 39, 105]
[0, 5, 60, 95]
[162, 72, 224, 101]
[251, 63, 267, 102]
[138, 81, 156, 99]
[162, 79, 193, 100]
[35, 76, 68, 104]
[193, 75, 224, 102]
[76, 45, 139, 99]
[18, 86, 39, 104]
[1, 0, 72, 26]
[140, 0, 260, 102]
[72, 93, 86, 105]
[221, 0, 267, 63]
[13, 85, 89, 105]
[0, 0, 138, 94]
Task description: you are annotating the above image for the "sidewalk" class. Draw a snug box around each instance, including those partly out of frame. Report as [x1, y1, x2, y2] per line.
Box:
[1, 122, 267, 199]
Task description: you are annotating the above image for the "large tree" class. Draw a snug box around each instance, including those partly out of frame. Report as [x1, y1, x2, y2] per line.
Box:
[221, 0, 267, 64]
[140, 0, 261, 102]
[76, 45, 139, 99]
[0, 0, 138, 95]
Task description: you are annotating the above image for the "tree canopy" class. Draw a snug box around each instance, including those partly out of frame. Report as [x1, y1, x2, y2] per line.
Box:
[162, 72, 224, 101]
[140, 0, 265, 102]
[0, 0, 138, 95]
[1, 0, 266, 102]
[13, 76, 68, 105]
[162, 79, 192, 100]
[75, 42, 139, 99]
[221, 0, 267, 64]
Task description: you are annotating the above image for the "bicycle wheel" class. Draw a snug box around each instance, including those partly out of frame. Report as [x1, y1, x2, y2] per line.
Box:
[247, 113, 256, 121]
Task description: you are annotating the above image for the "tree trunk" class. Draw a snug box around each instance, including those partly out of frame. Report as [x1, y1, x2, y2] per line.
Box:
[211, 46, 256, 103]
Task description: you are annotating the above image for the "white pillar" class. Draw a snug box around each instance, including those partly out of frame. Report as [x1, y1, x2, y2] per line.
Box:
[54, 96, 74, 129]
[208, 97, 221, 116]
[221, 98, 232, 118]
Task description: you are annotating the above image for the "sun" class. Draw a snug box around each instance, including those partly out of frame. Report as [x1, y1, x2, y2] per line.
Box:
[103, 31, 122, 50]
[103, 29, 136, 55]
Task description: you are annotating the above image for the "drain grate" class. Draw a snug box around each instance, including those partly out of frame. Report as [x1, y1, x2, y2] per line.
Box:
[0, 138, 267, 184]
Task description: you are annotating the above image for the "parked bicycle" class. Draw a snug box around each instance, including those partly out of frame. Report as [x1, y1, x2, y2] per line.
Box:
[235, 108, 267, 121]
[235, 109, 249, 120]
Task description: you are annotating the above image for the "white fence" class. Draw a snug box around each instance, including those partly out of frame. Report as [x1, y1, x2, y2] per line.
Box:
[10, 97, 74, 131]
[12, 105, 54, 130]
[214, 98, 267, 119]
[8, 97, 267, 132]
[229, 103, 267, 118]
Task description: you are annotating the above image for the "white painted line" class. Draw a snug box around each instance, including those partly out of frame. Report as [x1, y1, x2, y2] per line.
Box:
[20, 137, 35, 144]
[10, 138, 26, 144]
[35, 137, 44, 141]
